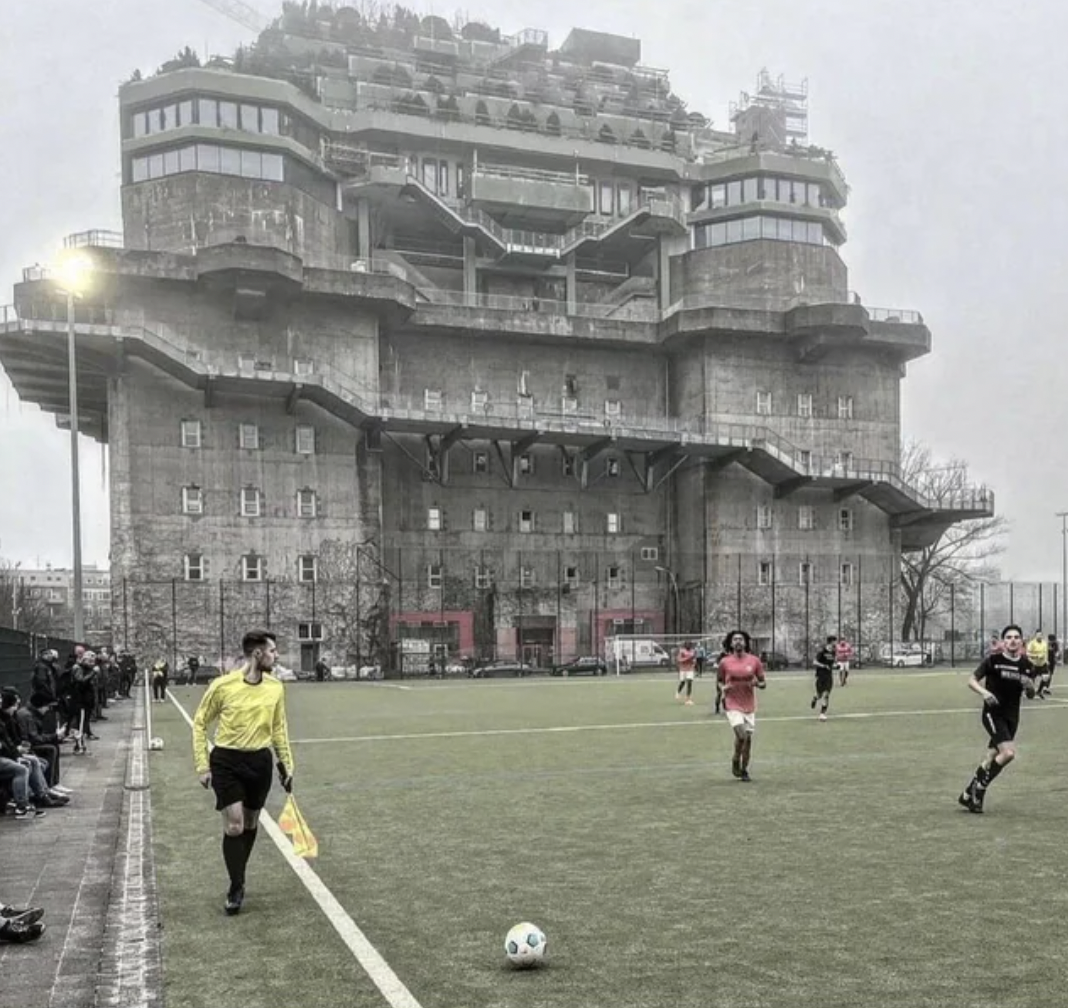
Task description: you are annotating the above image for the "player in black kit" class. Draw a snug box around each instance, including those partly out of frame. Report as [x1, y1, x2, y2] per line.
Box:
[958, 624, 1037, 814]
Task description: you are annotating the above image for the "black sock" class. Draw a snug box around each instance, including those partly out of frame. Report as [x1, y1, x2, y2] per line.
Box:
[980, 760, 1006, 789]
[223, 834, 245, 890]
[242, 827, 258, 864]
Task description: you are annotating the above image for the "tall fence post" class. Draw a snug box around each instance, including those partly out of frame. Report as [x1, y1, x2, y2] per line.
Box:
[1038, 583, 1044, 631]
[804, 570, 811, 665]
[736, 554, 742, 627]
[219, 578, 225, 671]
[1009, 581, 1015, 623]
[888, 578, 895, 660]
[950, 582, 956, 667]
[770, 573, 777, 658]
[265, 578, 271, 627]
[837, 555, 843, 638]
[171, 578, 178, 674]
[855, 555, 862, 663]
[123, 576, 129, 651]
[980, 581, 986, 646]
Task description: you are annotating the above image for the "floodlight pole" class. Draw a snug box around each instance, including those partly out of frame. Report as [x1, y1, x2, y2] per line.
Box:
[656, 565, 680, 635]
[67, 290, 85, 642]
[1059, 512, 1068, 648]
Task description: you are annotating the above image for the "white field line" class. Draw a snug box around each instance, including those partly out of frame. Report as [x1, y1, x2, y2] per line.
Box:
[166, 693, 423, 1008]
[289, 701, 1068, 746]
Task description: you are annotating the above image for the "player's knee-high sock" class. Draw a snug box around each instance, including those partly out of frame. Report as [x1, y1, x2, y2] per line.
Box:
[977, 759, 1006, 791]
[819, 694, 830, 714]
[242, 826, 258, 866]
[223, 834, 246, 889]
[685, 680, 693, 697]
[741, 736, 752, 769]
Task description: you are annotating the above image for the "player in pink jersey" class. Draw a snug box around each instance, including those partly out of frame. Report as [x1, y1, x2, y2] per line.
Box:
[716, 629, 766, 782]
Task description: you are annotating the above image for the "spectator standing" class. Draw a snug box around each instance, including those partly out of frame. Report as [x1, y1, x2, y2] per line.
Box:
[1041, 634, 1059, 697]
[151, 659, 169, 703]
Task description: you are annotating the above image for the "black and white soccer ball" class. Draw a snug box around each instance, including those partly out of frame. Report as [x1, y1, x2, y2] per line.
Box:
[505, 922, 547, 967]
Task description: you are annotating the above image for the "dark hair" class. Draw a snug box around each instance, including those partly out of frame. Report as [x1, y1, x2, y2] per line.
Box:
[29, 692, 51, 709]
[826, 635, 838, 644]
[242, 630, 277, 656]
[0, 692, 18, 711]
[1002, 624, 1023, 638]
[722, 629, 752, 652]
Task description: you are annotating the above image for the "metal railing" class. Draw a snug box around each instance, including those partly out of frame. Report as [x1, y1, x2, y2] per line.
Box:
[473, 163, 588, 186]
[415, 288, 661, 322]
[63, 229, 124, 249]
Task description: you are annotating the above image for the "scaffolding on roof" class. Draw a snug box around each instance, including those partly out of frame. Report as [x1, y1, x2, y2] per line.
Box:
[730, 68, 809, 145]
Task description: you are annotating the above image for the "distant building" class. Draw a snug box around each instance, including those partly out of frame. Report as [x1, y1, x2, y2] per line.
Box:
[0, 12, 992, 667]
[17, 565, 112, 641]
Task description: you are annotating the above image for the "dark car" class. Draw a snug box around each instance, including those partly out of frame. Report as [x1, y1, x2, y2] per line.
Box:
[551, 656, 608, 677]
[760, 651, 793, 671]
[471, 660, 535, 678]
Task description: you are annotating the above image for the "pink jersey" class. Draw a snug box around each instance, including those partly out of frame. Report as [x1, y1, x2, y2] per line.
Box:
[835, 641, 853, 661]
[718, 653, 766, 714]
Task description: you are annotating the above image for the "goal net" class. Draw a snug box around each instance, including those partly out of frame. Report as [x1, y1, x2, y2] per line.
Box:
[603, 633, 726, 676]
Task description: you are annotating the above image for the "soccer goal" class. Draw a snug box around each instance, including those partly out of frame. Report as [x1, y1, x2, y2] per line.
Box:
[603, 633, 724, 676]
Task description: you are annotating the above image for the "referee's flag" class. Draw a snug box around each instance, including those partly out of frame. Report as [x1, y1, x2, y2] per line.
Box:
[279, 794, 319, 859]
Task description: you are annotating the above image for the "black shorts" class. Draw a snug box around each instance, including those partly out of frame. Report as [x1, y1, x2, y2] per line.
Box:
[981, 708, 1019, 747]
[209, 747, 273, 811]
[815, 671, 834, 694]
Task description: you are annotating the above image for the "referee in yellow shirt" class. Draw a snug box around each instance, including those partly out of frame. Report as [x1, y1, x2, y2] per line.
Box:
[193, 630, 295, 915]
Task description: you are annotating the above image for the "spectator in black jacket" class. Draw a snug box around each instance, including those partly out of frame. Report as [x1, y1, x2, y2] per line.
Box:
[0, 704, 56, 810]
[70, 652, 100, 752]
[16, 693, 70, 791]
[31, 650, 59, 707]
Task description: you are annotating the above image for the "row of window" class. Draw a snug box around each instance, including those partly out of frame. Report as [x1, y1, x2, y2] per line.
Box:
[757, 393, 854, 419]
[693, 216, 834, 249]
[180, 421, 316, 453]
[180, 554, 857, 588]
[691, 177, 830, 213]
[131, 143, 285, 183]
[429, 507, 629, 535]
[425, 387, 625, 418]
[182, 487, 319, 518]
[131, 98, 281, 138]
[758, 505, 856, 532]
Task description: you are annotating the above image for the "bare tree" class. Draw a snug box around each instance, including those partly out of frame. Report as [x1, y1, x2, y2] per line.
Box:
[317, 539, 391, 666]
[0, 561, 56, 635]
[899, 441, 1006, 642]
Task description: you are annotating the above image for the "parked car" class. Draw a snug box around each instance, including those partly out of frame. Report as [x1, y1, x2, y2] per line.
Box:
[551, 656, 608, 677]
[471, 660, 535, 678]
[890, 650, 931, 668]
[274, 665, 298, 682]
[760, 651, 793, 671]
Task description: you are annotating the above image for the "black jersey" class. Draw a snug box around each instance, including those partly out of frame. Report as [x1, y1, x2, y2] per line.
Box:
[974, 652, 1036, 715]
[814, 646, 836, 675]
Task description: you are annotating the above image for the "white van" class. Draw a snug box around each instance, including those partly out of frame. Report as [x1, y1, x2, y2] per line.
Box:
[605, 638, 672, 671]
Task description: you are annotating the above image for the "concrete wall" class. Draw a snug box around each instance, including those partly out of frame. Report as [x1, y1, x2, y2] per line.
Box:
[121, 175, 348, 267]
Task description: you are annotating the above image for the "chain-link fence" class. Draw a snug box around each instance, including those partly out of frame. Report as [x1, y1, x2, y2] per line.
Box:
[110, 548, 1065, 676]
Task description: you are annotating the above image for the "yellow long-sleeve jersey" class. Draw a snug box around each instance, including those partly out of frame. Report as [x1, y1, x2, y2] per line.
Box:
[192, 667, 295, 775]
[1027, 639, 1049, 667]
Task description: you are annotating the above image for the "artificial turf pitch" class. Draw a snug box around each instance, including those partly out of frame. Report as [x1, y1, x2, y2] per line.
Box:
[150, 670, 1068, 1008]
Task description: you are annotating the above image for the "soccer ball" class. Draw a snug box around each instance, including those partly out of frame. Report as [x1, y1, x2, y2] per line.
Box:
[504, 922, 547, 967]
[149, 737, 165, 751]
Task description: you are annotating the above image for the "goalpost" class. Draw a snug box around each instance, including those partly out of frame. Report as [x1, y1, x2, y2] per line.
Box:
[603, 633, 725, 676]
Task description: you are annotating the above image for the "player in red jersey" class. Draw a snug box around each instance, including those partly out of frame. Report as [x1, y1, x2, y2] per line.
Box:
[717, 630, 766, 782]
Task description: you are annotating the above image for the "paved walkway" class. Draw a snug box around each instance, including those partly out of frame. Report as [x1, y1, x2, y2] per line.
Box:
[0, 693, 164, 1008]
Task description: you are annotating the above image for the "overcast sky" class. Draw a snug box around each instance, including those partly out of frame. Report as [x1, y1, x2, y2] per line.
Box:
[1, 0, 1064, 578]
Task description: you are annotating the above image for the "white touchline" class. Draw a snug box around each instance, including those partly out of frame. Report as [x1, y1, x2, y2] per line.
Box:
[288, 702, 1068, 746]
[166, 692, 424, 1008]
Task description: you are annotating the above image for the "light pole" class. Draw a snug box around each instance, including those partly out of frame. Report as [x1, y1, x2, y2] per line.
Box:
[11, 561, 21, 630]
[57, 254, 92, 642]
[1058, 512, 1068, 647]
[655, 565, 680, 635]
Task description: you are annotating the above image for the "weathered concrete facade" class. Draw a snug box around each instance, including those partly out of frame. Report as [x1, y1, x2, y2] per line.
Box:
[0, 13, 992, 667]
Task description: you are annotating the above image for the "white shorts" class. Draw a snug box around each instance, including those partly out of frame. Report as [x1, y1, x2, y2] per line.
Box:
[838, 661, 850, 672]
[678, 670, 695, 681]
[725, 710, 756, 733]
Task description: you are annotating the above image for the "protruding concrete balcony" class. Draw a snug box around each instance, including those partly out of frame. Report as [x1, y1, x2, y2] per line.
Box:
[469, 163, 593, 227]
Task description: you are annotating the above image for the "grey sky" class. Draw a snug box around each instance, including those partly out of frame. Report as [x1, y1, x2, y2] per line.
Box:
[1, 0, 1063, 577]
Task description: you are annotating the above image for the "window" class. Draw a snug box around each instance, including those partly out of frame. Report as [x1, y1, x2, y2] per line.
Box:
[617, 184, 633, 216]
[297, 489, 318, 518]
[798, 505, 815, 530]
[473, 451, 489, 474]
[605, 566, 621, 589]
[218, 101, 239, 129]
[295, 425, 315, 454]
[518, 370, 530, 395]
[519, 510, 534, 533]
[561, 396, 578, 414]
[838, 395, 854, 420]
[563, 374, 578, 397]
[520, 566, 536, 588]
[607, 512, 620, 534]
[180, 419, 201, 448]
[242, 555, 263, 582]
[239, 423, 260, 450]
[473, 507, 488, 532]
[757, 505, 773, 530]
[606, 457, 621, 478]
[563, 511, 576, 535]
[424, 388, 443, 411]
[641, 546, 659, 561]
[294, 358, 314, 376]
[261, 107, 280, 135]
[799, 449, 812, 468]
[184, 554, 207, 581]
[517, 393, 534, 417]
[797, 393, 813, 418]
[758, 561, 772, 587]
[799, 561, 812, 586]
[518, 454, 534, 475]
[599, 181, 613, 215]
[756, 391, 772, 416]
[428, 506, 442, 530]
[475, 567, 492, 589]
[840, 562, 855, 587]
[838, 508, 854, 532]
[298, 555, 318, 583]
[605, 399, 622, 418]
[182, 486, 203, 515]
[427, 564, 443, 588]
[564, 566, 580, 588]
[562, 454, 575, 477]
[198, 98, 218, 126]
[240, 488, 262, 517]
[298, 622, 323, 641]
[837, 451, 854, 472]
[238, 354, 256, 372]
[240, 103, 260, 132]
[471, 389, 488, 412]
